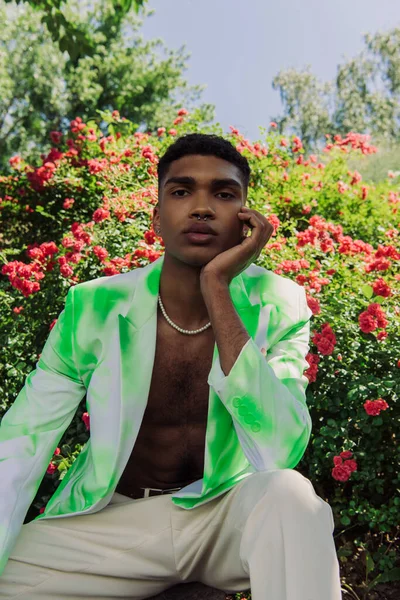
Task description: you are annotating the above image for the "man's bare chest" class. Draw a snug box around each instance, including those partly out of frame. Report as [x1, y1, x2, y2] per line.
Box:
[145, 322, 216, 427]
[114, 317, 216, 496]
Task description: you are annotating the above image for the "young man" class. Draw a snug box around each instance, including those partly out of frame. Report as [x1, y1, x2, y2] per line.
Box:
[0, 133, 342, 599]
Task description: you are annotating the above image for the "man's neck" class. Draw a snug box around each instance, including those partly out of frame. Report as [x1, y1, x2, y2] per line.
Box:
[158, 252, 211, 329]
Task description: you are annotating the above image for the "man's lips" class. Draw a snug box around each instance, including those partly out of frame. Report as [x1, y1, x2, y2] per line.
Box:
[184, 223, 217, 235]
[184, 231, 216, 243]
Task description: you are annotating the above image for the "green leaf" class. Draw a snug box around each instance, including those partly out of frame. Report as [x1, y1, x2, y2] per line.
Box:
[383, 381, 395, 388]
[378, 568, 400, 583]
[361, 284, 373, 299]
[86, 120, 98, 131]
[35, 206, 56, 220]
[365, 550, 375, 575]
[341, 515, 351, 526]
[119, 0, 134, 11]
[61, 444, 71, 455]
[59, 35, 69, 54]
[96, 109, 113, 124]
[347, 389, 359, 400]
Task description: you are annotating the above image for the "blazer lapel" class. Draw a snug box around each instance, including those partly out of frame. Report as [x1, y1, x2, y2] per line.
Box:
[111, 258, 161, 485]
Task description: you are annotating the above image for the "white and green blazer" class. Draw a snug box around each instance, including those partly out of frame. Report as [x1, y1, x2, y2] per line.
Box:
[0, 253, 313, 575]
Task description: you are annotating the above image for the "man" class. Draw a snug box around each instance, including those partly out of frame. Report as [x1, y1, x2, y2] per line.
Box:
[0, 133, 342, 599]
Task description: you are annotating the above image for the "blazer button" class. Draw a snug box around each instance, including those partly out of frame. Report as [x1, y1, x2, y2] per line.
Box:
[232, 397, 242, 407]
[251, 422, 261, 432]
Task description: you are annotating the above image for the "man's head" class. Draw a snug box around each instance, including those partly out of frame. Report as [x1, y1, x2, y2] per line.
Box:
[153, 133, 251, 269]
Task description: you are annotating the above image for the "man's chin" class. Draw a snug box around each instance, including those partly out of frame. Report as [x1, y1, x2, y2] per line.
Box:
[166, 248, 218, 269]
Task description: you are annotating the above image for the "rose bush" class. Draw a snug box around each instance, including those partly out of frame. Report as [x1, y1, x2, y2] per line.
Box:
[1, 108, 399, 596]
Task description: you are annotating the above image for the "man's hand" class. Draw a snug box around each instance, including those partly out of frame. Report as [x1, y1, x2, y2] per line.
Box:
[200, 206, 274, 288]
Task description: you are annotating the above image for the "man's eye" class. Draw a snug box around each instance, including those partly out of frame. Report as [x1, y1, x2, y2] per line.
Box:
[171, 190, 234, 198]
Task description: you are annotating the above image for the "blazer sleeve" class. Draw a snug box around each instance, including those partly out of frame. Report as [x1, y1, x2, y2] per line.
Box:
[0, 285, 87, 577]
[207, 285, 313, 471]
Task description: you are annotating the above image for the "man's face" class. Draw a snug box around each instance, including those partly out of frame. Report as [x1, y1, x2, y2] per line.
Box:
[153, 154, 247, 268]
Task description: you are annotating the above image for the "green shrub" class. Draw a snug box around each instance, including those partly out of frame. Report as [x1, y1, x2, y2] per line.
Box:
[1, 112, 399, 590]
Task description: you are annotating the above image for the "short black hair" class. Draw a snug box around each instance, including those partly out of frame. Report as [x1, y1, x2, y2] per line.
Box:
[157, 133, 251, 201]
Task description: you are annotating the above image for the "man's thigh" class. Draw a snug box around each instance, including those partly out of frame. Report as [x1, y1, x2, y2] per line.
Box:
[170, 476, 255, 593]
[0, 494, 180, 600]
[170, 469, 330, 593]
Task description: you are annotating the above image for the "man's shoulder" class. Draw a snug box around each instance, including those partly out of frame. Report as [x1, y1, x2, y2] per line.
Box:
[72, 268, 140, 295]
[243, 263, 304, 302]
[70, 268, 141, 317]
[243, 263, 311, 325]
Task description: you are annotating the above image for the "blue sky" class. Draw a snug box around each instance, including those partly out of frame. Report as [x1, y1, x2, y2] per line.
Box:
[139, 0, 399, 142]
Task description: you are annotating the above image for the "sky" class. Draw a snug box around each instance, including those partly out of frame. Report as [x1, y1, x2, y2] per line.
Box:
[138, 0, 400, 143]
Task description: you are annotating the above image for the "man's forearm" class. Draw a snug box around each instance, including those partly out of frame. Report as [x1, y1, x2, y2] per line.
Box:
[201, 276, 250, 377]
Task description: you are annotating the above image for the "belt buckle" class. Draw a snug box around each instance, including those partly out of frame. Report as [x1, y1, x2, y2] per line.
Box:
[140, 487, 162, 498]
[140, 487, 182, 498]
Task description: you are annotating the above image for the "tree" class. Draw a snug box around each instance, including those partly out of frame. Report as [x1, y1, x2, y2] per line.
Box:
[270, 67, 333, 150]
[3, 0, 147, 62]
[271, 27, 400, 152]
[0, 0, 215, 170]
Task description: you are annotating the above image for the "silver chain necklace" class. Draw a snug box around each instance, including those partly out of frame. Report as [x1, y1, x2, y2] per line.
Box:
[158, 215, 212, 335]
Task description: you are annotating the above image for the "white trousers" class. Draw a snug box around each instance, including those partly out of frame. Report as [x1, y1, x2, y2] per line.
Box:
[0, 469, 343, 600]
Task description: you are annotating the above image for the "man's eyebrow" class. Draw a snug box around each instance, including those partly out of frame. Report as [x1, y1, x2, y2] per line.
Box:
[164, 176, 242, 190]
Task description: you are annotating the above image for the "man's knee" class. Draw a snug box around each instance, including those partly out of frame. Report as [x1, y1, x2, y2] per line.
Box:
[241, 468, 315, 507]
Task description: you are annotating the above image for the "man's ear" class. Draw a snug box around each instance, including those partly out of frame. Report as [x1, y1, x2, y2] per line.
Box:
[152, 205, 159, 231]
